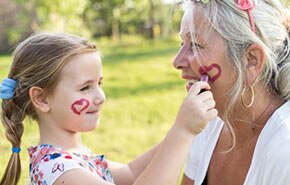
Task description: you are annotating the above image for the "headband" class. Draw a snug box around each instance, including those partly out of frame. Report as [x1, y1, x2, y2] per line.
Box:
[191, 0, 257, 33]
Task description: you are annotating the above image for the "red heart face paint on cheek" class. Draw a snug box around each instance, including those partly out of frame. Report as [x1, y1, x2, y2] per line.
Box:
[71, 98, 90, 115]
[199, 63, 221, 82]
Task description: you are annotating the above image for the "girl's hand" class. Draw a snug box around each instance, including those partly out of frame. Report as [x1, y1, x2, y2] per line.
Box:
[174, 81, 218, 135]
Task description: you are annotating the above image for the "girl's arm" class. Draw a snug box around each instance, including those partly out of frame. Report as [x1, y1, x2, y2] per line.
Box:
[54, 81, 217, 185]
[108, 144, 160, 185]
[54, 145, 161, 185]
[132, 123, 196, 185]
[111, 81, 217, 185]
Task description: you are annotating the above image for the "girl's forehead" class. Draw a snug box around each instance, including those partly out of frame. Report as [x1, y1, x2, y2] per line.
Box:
[61, 52, 102, 74]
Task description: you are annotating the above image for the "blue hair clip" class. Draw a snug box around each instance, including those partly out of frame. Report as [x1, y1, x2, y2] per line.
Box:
[0, 78, 17, 100]
[12, 146, 21, 153]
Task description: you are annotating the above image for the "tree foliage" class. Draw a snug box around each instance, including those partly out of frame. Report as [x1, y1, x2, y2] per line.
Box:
[0, 0, 183, 52]
[83, 0, 183, 39]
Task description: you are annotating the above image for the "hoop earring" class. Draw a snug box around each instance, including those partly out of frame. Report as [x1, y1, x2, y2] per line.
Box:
[241, 84, 255, 108]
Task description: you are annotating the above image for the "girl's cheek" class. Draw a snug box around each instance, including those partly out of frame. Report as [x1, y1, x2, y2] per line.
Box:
[71, 98, 90, 115]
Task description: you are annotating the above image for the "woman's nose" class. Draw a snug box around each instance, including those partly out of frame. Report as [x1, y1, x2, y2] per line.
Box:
[172, 46, 188, 69]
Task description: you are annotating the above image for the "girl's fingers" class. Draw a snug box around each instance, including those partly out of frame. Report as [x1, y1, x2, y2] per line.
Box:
[203, 98, 216, 111]
[198, 90, 214, 102]
[206, 108, 218, 120]
[187, 81, 211, 96]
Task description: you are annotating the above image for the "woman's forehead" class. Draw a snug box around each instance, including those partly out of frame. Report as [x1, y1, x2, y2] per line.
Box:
[180, 9, 214, 40]
[180, 11, 192, 34]
[180, 9, 205, 31]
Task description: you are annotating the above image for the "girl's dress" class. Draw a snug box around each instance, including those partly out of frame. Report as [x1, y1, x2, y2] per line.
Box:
[28, 144, 114, 185]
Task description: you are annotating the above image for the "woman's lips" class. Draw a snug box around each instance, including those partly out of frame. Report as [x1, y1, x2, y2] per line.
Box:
[185, 75, 209, 92]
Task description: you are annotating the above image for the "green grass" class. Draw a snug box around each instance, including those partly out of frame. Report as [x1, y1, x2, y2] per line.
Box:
[0, 36, 187, 184]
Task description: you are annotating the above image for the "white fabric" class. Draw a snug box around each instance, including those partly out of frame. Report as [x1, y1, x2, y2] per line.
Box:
[29, 144, 114, 185]
[37, 157, 83, 185]
[184, 101, 290, 185]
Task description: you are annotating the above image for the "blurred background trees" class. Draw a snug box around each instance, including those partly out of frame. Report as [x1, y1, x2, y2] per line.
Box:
[0, 0, 183, 54]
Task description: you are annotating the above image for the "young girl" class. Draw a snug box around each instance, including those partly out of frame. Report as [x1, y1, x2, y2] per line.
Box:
[0, 32, 217, 185]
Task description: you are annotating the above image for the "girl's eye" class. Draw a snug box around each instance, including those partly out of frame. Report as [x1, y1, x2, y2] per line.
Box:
[180, 42, 184, 46]
[80, 85, 89, 91]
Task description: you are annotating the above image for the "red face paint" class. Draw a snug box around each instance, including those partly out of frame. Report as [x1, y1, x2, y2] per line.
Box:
[199, 63, 221, 82]
[71, 98, 90, 115]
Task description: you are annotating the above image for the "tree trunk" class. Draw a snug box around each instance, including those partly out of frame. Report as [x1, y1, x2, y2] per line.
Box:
[112, 20, 120, 41]
[149, 0, 155, 39]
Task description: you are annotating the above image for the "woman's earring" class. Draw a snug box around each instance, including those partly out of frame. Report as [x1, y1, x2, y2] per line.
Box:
[241, 84, 255, 108]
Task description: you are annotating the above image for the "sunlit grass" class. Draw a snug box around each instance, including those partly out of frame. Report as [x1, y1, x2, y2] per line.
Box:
[0, 36, 187, 184]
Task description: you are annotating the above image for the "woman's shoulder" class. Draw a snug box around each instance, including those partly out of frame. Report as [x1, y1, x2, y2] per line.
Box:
[254, 101, 290, 163]
[196, 117, 224, 140]
[273, 101, 290, 123]
[261, 101, 290, 143]
[188, 117, 224, 157]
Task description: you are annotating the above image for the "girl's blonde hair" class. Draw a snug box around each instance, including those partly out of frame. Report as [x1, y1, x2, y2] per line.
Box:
[183, 0, 290, 149]
[0, 32, 98, 185]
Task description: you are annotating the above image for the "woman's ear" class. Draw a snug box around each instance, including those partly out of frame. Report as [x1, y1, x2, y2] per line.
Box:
[29, 87, 50, 112]
[243, 43, 265, 85]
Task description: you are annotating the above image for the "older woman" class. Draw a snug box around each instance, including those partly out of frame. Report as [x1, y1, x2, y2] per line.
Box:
[173, 0, 290, 184]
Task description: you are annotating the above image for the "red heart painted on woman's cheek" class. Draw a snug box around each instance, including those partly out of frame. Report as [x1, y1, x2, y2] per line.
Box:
[199, 63, 221, 82]
[71, 98, 90, 115]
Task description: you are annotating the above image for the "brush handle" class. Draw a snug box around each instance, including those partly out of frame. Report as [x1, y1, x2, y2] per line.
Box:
[199, 75, 209, 94]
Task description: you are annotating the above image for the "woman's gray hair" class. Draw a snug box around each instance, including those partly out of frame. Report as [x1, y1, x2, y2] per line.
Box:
[182, 0, 290, 149]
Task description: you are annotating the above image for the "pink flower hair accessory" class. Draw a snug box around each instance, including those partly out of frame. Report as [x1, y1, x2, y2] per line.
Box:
[237, 0, 257, 33]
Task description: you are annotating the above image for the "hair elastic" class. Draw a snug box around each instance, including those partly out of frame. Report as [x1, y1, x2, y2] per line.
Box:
[12, 146, 21, 153]
[0, 78, 17, 100]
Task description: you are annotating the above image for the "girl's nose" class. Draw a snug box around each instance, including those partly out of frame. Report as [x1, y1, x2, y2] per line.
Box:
[172, 46, 189, 70]
[93, 90, 106, 105]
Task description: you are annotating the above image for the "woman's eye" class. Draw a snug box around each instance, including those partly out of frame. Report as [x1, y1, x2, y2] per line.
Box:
[195, 42, 203, 48]
[191, 42, 203, 49]
[80, 86, 89, 91]
[180, 42, 184, 46]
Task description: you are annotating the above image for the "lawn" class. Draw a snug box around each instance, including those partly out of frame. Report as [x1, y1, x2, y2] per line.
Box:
[0, 36, 187, 184]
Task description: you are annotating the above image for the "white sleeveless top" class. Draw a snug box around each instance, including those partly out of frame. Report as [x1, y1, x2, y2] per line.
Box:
[185, 101, 290, 185]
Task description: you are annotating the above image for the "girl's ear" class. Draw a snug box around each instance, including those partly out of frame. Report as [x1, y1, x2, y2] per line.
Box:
[243, 43, 266, 85]
[29, 86, 50, 112]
